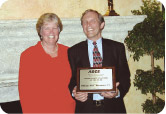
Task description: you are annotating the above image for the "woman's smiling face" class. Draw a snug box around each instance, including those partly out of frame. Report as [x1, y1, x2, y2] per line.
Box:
[40, 21, 60, 45]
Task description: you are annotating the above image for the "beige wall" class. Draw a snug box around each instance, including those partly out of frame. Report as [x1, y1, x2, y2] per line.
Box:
[0, 0, 163, 19]
[0, 0, 145, 19]
[0, 0, 108, 19]
[114, 0, 143, 16]
[0, 0, 164, 113]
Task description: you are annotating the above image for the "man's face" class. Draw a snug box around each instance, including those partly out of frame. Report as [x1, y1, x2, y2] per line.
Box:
[82, 12, 104, 41]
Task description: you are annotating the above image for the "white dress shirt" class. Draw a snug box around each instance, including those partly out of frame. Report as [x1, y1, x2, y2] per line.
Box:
[87, 38, 104, 100]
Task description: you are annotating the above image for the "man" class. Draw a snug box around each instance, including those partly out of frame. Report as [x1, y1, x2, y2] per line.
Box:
[68, 9, 130, 113]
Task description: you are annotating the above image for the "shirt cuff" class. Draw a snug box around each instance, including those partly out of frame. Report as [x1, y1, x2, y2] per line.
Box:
[115, 90, 120, 98]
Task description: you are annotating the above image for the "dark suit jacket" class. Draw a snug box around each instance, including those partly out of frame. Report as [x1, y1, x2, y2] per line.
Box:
[68, 38, 131, 113]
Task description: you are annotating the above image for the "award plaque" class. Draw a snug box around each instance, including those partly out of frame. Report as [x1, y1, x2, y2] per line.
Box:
[77, 67, 116, 93]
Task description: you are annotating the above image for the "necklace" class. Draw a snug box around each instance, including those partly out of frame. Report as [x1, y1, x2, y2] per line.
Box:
[41, 42, 58, 54]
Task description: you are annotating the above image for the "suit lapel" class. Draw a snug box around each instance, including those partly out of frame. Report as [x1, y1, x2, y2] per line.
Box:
[102, 38, 113, 67]
[81, 41, 90, 67]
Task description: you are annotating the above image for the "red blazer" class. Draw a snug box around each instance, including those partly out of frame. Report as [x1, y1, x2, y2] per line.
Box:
[19, 41, 75, 113]
[68, 38, 130, 113]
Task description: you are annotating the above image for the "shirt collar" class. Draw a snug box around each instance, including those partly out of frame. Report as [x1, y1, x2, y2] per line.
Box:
[87, 38, 102, 46]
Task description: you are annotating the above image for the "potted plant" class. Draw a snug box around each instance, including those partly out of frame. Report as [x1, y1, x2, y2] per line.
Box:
[124, 0, 165, 113]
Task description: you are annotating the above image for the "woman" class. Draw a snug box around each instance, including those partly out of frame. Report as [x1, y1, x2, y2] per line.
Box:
[18, 13, 75, 113]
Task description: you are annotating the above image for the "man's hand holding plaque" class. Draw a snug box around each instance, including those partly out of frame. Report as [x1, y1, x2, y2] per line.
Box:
[72, 82, 120, 102]
[72, 86, 88, 102]
[101, 82, 120, 99]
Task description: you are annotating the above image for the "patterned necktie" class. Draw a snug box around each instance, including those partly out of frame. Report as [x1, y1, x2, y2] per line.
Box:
[93, 41, 102, 67]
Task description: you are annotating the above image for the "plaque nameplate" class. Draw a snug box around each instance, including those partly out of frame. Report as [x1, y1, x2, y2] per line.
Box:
[77, 67, 116, 93]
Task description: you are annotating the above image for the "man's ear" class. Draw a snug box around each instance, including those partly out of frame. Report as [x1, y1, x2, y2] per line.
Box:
[100, 22, 105, 30]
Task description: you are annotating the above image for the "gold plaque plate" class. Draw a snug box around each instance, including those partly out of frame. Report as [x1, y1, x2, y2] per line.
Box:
[77, 67, 116, 93]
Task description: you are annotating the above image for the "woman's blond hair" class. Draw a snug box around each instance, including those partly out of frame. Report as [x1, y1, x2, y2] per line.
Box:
[36, 13, 63, 40]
